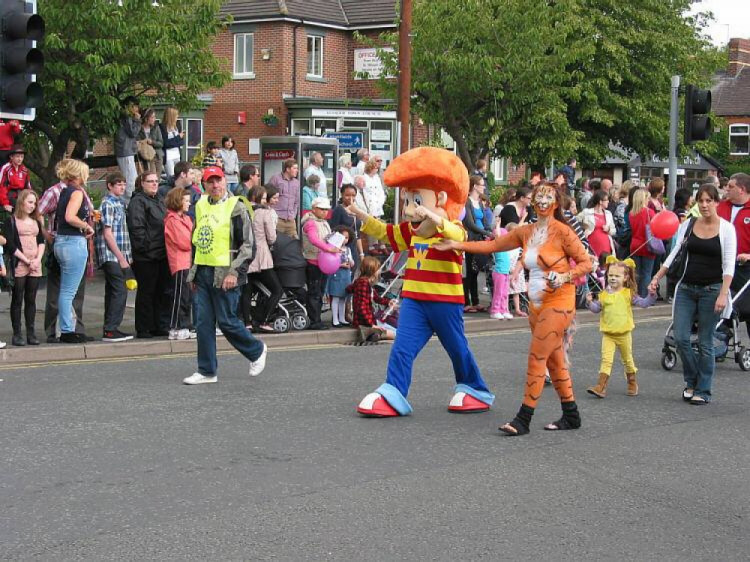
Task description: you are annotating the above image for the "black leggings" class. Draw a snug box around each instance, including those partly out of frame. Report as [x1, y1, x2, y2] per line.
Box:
[250, 269, 284, 324]
[11, 275, 40, 334]
[463, 254, 480, 306]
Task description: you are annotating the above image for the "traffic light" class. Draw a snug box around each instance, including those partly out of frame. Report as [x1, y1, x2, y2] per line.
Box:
[684, 84, 712, 145]
[0, 0, 44, 119]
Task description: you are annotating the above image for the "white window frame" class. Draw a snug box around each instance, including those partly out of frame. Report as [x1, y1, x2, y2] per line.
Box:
[183, 118, 203, 162]
[307, 35, 323, 78]
[233, 32, 255, 79]
[729, 124, 750, 156]
[491, 158, 506, 182]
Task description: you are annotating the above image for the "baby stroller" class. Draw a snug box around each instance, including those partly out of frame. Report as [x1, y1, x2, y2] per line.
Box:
[248, 233, 310, 333]
[661, 278, 750, 372]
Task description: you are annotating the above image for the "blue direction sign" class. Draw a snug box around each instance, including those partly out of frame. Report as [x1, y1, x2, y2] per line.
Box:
[324, 131, 363, 149]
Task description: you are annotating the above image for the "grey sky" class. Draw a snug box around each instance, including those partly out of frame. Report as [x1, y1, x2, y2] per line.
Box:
[690, 0, 749, 45]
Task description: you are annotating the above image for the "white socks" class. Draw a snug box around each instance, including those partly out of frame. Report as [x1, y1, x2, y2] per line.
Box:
[331, 297, 348, 325]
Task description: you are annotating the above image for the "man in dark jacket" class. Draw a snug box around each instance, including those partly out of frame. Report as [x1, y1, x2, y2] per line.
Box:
[126, 170, 171, 338]
[115, 96, 141, 204]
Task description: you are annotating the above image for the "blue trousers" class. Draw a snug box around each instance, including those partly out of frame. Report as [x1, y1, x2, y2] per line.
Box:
[53, 235, 89, 334]
[376, 298, 494, 415]
[194, 266, 265, 376]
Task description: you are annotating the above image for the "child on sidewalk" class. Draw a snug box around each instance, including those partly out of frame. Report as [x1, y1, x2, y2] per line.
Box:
[506, 223, 528, 317]
[95, 173, 134, 342]
[489, 222, 513, 320]
[346, 256, 396, 342]
[326, 225, 355, 327]
[586, 256, 656, 398]
[164, 186, 194, 340]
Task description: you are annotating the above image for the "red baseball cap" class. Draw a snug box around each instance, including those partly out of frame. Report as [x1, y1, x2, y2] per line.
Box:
[202, 166, 225, 181]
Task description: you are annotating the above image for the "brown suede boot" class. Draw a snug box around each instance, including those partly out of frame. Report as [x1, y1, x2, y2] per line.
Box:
[626, 372, 638, 396]
[587, 373, 610, 398]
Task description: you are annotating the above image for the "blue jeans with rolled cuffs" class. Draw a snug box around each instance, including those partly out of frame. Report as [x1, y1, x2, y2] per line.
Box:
[53, 235, 89, 334]
[673, 282, 722, 401]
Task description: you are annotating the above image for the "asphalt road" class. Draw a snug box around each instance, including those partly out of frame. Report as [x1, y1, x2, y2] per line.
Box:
[1, 316, 749, 560]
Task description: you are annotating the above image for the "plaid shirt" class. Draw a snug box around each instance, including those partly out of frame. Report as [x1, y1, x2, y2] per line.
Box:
[95, 193, 131, 265]
[346, 276, 390, 328]
[37, 182, 94, 235]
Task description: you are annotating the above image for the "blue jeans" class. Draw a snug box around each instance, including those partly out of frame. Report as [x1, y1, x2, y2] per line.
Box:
[633, 255, 655, 298]
[193, 266, 265, 376]
[227, 182, 238, 194]
[673, 282, 721, 401]
[53, 235, 89, 334]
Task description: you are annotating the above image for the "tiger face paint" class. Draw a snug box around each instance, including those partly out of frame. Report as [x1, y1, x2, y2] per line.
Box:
[532, 184, 558, 218]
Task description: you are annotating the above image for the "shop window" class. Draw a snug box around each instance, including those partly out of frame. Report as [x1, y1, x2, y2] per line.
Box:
[291, 119, 310, 136]
[307, 35, 323, 78]
[233, 33, 254, 78]
[730, 124, 749, 156]
[314, 119, 336, 136]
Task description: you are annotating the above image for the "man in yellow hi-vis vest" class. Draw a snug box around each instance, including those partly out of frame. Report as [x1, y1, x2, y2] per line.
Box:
[182, 166, 267, 385]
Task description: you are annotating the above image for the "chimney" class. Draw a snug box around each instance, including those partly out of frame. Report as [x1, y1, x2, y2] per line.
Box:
[728, 38, 750, 77]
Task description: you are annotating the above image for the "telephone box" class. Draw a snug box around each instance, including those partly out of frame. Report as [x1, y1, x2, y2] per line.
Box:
[259, 136, 339, 212]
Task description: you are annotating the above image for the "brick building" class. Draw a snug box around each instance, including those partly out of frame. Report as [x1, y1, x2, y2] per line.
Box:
[713, 38, 750, 159]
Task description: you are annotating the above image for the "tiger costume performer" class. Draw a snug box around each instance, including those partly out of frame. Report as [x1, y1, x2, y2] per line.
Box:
[436, 182, 592, 435]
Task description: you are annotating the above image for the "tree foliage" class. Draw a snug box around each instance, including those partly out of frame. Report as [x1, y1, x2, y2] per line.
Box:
[25, 0, 229, 186]
[371, 0, 723, 170]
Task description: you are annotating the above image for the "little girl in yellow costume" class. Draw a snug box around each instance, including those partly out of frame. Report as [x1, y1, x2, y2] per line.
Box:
[585, 256, 656, 398]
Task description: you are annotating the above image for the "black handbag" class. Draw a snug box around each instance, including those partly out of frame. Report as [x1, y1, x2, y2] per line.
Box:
[667, 218, 696, 282]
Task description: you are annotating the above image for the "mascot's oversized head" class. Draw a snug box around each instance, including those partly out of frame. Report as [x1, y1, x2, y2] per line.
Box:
[384, 146, 469, 238]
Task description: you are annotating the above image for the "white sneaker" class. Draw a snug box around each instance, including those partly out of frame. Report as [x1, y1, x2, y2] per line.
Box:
[168, 329, 180, 340]
[489, 313, 503, 320]
[503, 313, 514, 320]
[176, 329, 191, 340]
[189, 330, 197, 339]
[183, 373, 217, 385]
[215, 328, 223, 336]
[0, 340, 5, 349]
[248, 343, 267, 377]
[482, 287, 490, 294]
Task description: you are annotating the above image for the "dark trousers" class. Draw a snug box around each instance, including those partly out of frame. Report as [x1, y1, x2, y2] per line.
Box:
[193, 266, 264, 376]
[11, 275, 40, 335]
[306, 263, 324, 325]
[44, 248, 86, 337]
[169, 269, 192, 330]
[101, 261, 128, 332]
[251, 268, 284, 324]
[463, 254, 480, 306]
[132, 259, 171, 334]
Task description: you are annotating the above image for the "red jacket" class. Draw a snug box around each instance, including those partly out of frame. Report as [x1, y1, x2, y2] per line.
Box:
[0, 120, 21, 151]
[0, 162, 32, 207]
[717, 198, 750, 255]
[164, 210, 193, 274]
[629, 208, 656, 257]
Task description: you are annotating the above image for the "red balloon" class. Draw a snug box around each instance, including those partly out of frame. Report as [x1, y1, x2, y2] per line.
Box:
[318, 249, 341, 275]
[650, 210, 679, 240]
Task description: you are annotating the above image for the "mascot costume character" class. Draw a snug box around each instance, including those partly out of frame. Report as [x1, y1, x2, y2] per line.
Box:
[346, 146, 495, 417]
[435, 182, 592, 435]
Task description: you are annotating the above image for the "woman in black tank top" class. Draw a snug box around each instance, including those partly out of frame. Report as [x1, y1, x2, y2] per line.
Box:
[650, 184, 736, 405]
[52, 160, 93, 344]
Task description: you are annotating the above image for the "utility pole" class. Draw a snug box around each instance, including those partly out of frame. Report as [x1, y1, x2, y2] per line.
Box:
[668, 75, 680, 206]
[395, 0, 412, 222]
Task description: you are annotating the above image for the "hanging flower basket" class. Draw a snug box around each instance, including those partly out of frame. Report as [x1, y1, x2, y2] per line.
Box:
[262, 114, 279, 127]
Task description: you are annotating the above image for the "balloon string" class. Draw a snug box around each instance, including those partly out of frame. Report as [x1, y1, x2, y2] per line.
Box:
[625, 238, 651, 260]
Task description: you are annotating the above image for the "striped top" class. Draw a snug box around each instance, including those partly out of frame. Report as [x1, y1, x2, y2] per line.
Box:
[362, 217, 466, 304]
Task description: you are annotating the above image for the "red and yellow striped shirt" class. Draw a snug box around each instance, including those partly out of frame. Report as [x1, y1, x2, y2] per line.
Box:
[362, 217, 467, 304]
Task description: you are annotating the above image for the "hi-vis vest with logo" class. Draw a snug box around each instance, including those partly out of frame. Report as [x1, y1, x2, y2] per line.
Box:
[192, 196, 238, 267]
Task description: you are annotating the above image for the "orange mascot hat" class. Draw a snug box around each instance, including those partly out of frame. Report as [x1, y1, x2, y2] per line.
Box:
[383, 146, 469, 221]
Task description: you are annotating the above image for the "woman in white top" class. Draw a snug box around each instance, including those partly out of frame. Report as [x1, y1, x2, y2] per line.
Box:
[160, 107, 184, 178]
[220, 136, 240, 194]
[362, 160, 385, 219]
[578, 189, 616, 257]
[649, 183, 736, 405]
[337, 153, 354, 190]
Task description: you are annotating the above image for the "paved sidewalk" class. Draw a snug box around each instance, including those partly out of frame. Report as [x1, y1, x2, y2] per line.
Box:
[0, 268, 673, 366]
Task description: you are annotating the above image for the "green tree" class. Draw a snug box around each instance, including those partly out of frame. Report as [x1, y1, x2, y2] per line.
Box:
[24, 0, 229, 186]
[371, 0, 721, 170]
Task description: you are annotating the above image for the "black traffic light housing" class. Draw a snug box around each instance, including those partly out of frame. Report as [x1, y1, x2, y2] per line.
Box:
[684, 84, 712, 145]
[0, 0, 44, 116]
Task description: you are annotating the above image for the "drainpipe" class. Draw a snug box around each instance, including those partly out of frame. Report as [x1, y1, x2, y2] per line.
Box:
[290, 19, 304, 133]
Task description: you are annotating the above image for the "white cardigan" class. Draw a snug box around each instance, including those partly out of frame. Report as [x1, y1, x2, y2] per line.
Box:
[578, 207, 616, 237]
[664, 217, 737, 316]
